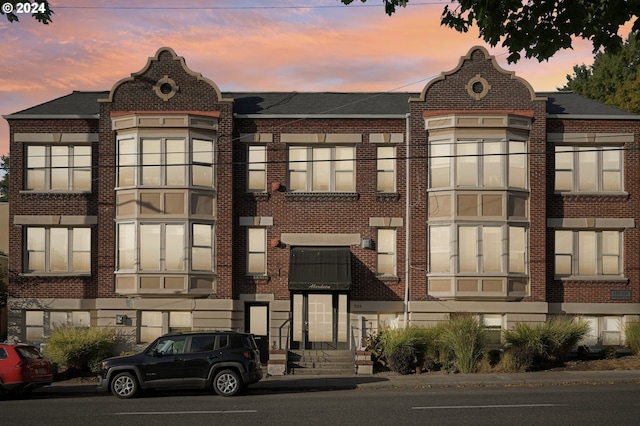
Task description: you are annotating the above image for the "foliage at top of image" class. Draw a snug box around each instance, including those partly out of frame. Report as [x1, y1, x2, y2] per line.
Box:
[1, 0, 53, 24]
[342, 0, 639, 63]
[0, 155, 8, 202]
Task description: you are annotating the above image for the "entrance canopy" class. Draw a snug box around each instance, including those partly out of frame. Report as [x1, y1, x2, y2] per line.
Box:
[288, 247, 352, 291]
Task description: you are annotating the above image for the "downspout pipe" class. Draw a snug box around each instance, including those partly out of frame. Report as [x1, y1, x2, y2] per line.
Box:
[404, 113, 410, 328]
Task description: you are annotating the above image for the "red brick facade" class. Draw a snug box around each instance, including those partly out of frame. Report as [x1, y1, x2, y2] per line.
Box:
[4, 46, 640, 352]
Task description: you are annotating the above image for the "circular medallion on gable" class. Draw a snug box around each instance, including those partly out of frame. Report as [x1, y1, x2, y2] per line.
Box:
[153, 75, 179, 101]
[466, 74, 490, 100]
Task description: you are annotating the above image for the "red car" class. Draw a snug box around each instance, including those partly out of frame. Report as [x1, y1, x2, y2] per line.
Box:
[0, 343, 53, 395]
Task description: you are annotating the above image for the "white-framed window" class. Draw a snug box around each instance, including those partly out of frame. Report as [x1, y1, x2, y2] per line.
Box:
[481, 314, 503, 345]
[554, 230, 622, 276]
[288, 146, 355, 192]
[140, 138, 186, 186]
[192, 223, 214, 271]
[116, 137, 214, 188]
[377, 228, 396, 276]
[50, 311, 90, 328]
[555, 146, 622, 192]
[247, 145, 267, 192]
[25, 227, 91, 273]
[247, 228, 266, 275]
[428, 225, 526, 275]
[376, 146, 395, 192]
[117, 222, 213, 272]
[25, 145, 91, 191]
[139, 313, 196, 344]
[429, 139, 527, 189]
[25, 311, 44, 341]
[192, 139, 214, 187]
[580, 316, 623, 347]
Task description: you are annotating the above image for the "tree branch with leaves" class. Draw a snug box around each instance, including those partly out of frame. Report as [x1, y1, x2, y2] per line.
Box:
[1, 0, 53, 24]
[341, 0, 639, 63]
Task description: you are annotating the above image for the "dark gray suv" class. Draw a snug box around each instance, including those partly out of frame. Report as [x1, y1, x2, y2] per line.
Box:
[97, 331, 263, 398]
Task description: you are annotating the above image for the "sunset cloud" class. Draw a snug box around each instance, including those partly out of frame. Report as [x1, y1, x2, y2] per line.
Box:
[0, 0, 619, 155]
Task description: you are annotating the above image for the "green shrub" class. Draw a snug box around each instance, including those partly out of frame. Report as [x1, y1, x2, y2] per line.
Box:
[503, 317, 590, 363]
[388, 346, 417, 375]
[624, 322, 640, 355]
[498, 345, 535, 372]
[43, 325, 120, 375]
[371, 326, 438, 368]
[435, 315, 486, 373]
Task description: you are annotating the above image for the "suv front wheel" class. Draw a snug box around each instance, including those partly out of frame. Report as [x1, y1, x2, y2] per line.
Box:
[111, 372, 139, 399]
[213, 369, 242, 396]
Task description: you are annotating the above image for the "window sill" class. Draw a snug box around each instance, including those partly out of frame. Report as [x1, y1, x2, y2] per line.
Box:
[245, 191, 270, 201]
[245, 275, 270, 283]
[377, 275, 400, 284]
[285, 192, 359, 201]
[20, 272, 92, 277]
[19, 190, 91, 196]
[555, 191, 629, 202]
[557, 276, 628, 283]
[375, 192, 400, 202]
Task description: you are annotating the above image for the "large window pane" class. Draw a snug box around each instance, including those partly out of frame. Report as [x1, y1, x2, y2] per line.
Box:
[509, 141, 526, 188]
[602, 147, 622, 191]
[192, 224, 212, 271]
[140, 224, 161, 270]
[118, 138, 135, 187]
[312, 148, 330, 191]
[74, 146, 92, 191]
[165, 224, 184, 270]
[335, 146, 354, 191]
[118, 223, 135, 270]
[509, 227, 526, 273]
[377, 228, 395, 275]
[456, 141, 477, 186]
[578, 148, 597, 191]
[459, 226, 477, 272]
[554, 230, 572, 275]
[72, 228, 91, 272]
[288, 147, 307, 190]
[430, 142, 450, 188]
[483, 142, 502, 187]
[51, 146, 69, 190]
[49, 228, 68, 271]
[247, 228, 266, 274]
[429, 226, 450, 272]
[602, 231, 620, 274]
[141, 139, 161, 185]
[377, 146, 395, 192]
[26, 145, 46, 190]
[26, 227, 45, 271]
[192, 139, 213, 186]
[248, 145, 266, 192]
[578, 231, 596, 275]
[482, 227, 501, 272]
[166, 139, 186, 185]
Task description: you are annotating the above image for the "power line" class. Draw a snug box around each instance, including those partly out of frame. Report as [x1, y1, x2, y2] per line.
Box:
[53, 1, 447, 11]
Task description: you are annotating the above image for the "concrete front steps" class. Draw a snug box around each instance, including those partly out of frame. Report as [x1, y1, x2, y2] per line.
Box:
[288, 349, 355, 375]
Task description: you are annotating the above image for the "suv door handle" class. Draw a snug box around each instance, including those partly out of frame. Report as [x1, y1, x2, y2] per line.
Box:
[208, 354, 218, 359]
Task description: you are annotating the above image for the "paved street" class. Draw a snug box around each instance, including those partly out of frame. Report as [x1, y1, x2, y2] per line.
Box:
[3, 373, 640, 426]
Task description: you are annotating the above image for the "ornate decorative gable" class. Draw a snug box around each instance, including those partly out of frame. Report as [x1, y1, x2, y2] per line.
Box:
[99, 47, 232, 109]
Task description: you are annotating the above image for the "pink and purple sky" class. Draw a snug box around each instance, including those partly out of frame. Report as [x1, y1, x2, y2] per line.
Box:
[0, 0, 631, 157]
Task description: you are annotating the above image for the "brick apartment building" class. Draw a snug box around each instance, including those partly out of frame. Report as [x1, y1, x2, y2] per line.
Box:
[3, 46, 640, 371]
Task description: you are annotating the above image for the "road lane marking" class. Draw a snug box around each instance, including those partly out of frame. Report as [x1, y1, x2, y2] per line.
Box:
[412, 404, 564, 410]
[111, 410, 257, 415]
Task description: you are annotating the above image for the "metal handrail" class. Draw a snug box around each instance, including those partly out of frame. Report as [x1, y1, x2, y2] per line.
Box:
[278, 313, 292, 350]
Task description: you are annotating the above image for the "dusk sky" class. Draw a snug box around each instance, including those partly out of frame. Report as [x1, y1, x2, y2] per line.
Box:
[0, 0, 629, 157]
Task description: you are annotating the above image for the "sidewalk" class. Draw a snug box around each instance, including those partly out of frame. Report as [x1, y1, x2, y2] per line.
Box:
[252, 369, 640, 392]
[47, 369, 640, 395]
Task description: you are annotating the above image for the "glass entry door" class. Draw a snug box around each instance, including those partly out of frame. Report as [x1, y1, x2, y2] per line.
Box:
[292, 293, 348, 350]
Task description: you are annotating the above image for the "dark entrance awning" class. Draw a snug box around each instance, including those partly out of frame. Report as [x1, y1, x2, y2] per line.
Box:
[288, 247, 352, 290]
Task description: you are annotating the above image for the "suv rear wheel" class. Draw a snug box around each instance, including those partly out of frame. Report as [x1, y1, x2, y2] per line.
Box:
[213, 369, 242, 396]
[111, 372, 139, 399]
